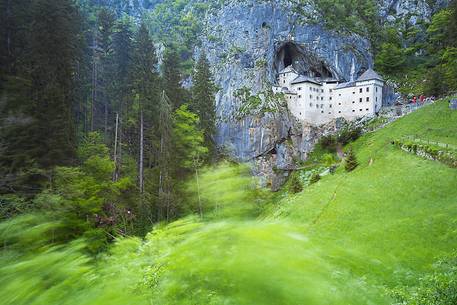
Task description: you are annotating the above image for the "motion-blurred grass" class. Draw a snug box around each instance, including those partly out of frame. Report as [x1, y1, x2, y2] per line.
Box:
[0, 99, 456, 304]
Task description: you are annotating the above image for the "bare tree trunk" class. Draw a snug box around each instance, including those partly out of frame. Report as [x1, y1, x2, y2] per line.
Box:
[195, 167, 203, 218]
[104, 99, 108, 141]
[139, 109, 144, 194]
[113, 112, 119, 181]
[91, 32, 97, 132]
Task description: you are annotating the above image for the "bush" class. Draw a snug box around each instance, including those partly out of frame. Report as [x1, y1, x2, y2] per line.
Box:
[337, 127, 362, 145]
[288, 173, 303, 194]
[309, 172, 321, 184]
[344, 147, 359, 172]
[319, 135, 337, 152]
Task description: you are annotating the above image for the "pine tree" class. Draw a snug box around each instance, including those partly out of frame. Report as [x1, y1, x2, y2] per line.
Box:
[94, 7, 116, 140]
[111, 17, 134, 179]
[158, 91, 173, 220]
[131, 22, 159, 206]
[191, 51, 217, 159]
[344, 147, 359, 172]
[288, 173, 303, 194]
[162, 48, 184, 109]
[309, 172, 321, 184]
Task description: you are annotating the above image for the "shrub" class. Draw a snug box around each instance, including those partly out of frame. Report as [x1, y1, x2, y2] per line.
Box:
[309, 172, 321, 184]
[344, 147, 359, 172]
[288, 173, 303, 194]
[319, 135, 337, 152]
[337, 127, 362, 145]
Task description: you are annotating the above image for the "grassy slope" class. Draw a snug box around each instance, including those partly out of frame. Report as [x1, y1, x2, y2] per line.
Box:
[273, 99, 457, 288]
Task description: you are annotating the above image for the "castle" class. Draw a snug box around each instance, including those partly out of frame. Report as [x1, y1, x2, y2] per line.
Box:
[273, 66, 384, 125]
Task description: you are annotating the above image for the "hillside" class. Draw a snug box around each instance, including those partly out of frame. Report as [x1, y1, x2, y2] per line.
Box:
[2, 99, 455, 305]
[272, 98, 457, 297]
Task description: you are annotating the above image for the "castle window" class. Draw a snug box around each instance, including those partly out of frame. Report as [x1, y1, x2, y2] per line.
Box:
[298, 87, 302, 91]
[338, 111, 341, 113]
[310, 95, 312, 99]
[321, 104, 324, 108]
[309, 87, 312, 90]
[338, 103, 341, 105]
[359, 109, 362, 111]
[366, 87, 369, 92]
[328, 112, 331, 114]
[359, 88, 362, 93]
[321, 89, 324, 93]
[329, 104, 332, 108]
[352, 101, 355, 104]
[352, 110, 355, 112]
[339, 93, 341, 96]
[359, 98, 362, 103]
[298, 95, 301, 98]
[353, 92, 355, 94]
[376, 97, 378, 101]
[376, 87, 378, 92]
[329, 89, 333, 93]
[316, 104, 319, 108]
[329, 97, 332, 100]
[284, 80, 286, 84]
[366, 97, 370, 102]
[321, 97, 324, 100]
[366, 108, 369, 111]
[321, 111, 324, 113]
[310, 103, 313, 107]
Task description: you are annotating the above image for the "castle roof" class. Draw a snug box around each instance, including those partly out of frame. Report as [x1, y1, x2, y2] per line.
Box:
[357, 69, 383, 82]
[291, 75, 321, 86]
[279, 65, 298, 74]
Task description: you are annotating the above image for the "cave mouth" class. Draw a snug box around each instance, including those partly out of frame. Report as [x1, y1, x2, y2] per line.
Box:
[273, 42, 335, 80]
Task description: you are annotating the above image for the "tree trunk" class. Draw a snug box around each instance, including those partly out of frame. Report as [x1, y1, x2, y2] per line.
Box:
[195, 167, 203, 218]
[113, 112, 119, 181]
[139, 109, 144, 194]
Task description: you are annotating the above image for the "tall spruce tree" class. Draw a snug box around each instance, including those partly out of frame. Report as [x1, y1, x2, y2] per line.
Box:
[162, 48, 184, 109]
[158, 91, 173, 220]
[191, 51, 216, 158]
[131, 23, 159, 197]
[94, 7, 115, 140]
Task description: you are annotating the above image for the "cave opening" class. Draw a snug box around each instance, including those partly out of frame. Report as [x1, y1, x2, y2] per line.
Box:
[273, 42, 336, 81]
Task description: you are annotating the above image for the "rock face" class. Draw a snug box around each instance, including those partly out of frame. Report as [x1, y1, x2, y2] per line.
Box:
[195, 0, 439, 188]
[198, 0, 372, 186]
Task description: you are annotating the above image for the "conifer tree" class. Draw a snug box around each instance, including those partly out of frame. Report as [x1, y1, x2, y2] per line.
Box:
[162, 48, 184, 109]
[309, 172, 321, 184]
[111, 17, 133, 179]
[94, 7, 116, 139]
[344, 147, 359, 172]
[158, 91, 173, 220]
[191, 51, 217, 159]
[289, 173, 303, 194]
[131, 23, 159, 199]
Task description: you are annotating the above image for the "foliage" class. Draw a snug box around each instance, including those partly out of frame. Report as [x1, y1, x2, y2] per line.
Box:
[291, 0, 381, 50]
[235, 86, 286, 119]
[309, 172, 321, 184]
[191, 51, 217, 159]
[288, 172, 303, 194]
[186, 162, 262, 219]
[344, 147, 358, 172]
[392, 138, 457, 168]
[173, 104, 208, 171]
[390, 253, 457, 305]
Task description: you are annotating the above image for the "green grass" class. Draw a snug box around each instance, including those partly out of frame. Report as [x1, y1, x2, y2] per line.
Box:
[272, 98, 457, 289]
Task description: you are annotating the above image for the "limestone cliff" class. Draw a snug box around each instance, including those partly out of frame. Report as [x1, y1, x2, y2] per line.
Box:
[194, 0, 441, 188]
